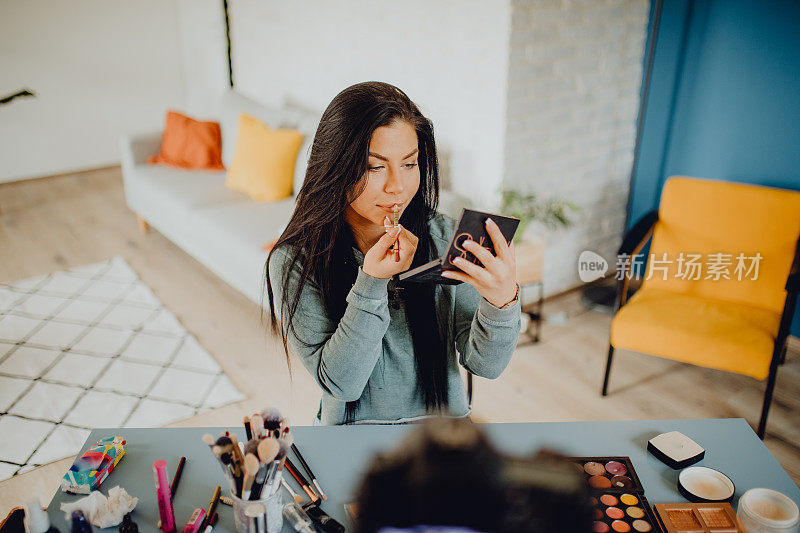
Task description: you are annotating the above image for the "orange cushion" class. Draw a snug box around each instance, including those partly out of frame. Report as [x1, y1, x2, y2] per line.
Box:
[148, 110, 225, 170]
[611, 287, 781, 380]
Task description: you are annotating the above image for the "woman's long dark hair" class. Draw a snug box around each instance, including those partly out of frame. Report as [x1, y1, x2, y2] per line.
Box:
[264, 81, 449, 421]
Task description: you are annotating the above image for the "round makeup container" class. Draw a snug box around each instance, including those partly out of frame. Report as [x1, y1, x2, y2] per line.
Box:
[677, 466, 734, 502]
[737, 488, 799, 533]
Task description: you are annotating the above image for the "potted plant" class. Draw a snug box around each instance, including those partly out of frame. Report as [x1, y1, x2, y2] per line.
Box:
[499, 188, 576, 243]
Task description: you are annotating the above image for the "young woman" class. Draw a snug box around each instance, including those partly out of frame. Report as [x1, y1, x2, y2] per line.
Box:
[266, 81, 520, 425]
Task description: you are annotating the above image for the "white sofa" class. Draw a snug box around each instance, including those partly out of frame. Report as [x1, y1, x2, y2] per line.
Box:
[119, 90, 320, 304]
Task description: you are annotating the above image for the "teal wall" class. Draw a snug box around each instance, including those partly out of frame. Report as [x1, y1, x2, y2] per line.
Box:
[629, 0, 800, 335]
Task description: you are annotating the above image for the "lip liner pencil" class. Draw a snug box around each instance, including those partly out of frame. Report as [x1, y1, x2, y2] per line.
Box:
[199, 486, 221, 530]
[291, 443, 327, 500]
[170, 457, 186, 498]
[392, 204, 401, 261]
[285, 458, 319, 502]
[202, 513, 218, 533]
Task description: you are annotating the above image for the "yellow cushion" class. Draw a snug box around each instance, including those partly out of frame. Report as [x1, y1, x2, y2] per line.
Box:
[644, 177, 800, 314]
[611, 287, 781, 380]
[225, 113, 303, 202]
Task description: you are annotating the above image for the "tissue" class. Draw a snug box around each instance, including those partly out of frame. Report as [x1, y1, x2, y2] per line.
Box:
[60, 486, 138, 528]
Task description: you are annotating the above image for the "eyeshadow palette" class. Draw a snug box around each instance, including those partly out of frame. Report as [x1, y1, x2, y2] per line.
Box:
[571, 457, 644, 493]
[654, 502, 745, 532]
[571, 457, 660, 533]
[589, 492, 659, 532]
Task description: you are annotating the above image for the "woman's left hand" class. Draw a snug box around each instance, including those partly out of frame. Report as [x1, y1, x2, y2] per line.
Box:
[441, 218, 518, 308]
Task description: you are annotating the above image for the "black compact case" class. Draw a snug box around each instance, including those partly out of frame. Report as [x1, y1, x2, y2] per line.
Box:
[570, 456, 663, 533]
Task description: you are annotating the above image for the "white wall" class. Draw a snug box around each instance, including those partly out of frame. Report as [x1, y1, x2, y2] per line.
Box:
[176, 0, 230, 117]
[504, 0, 649, 295]
[228, 0, 512, 200]
[0, 1, 187, 184]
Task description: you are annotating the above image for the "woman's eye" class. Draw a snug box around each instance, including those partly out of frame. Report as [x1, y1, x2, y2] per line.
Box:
[369, 166, 384, 172]
[404, 162, 418, 169]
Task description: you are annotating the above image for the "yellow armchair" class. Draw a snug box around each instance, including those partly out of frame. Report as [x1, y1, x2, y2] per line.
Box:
[602, 177, 800, 438]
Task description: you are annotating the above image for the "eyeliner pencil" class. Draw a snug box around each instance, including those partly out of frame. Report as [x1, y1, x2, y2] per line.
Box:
[285, 458, 319, 502]
[200, 486, 221, 530]
[170, 456, 186, 498]
[291, 444, 327, 500]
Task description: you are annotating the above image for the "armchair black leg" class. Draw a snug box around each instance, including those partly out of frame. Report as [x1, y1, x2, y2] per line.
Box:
[602, 344, 615, 396]
[757, 343, 784, 439]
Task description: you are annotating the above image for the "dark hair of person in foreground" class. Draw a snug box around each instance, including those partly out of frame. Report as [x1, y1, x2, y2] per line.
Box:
[353, 417, 594, 533]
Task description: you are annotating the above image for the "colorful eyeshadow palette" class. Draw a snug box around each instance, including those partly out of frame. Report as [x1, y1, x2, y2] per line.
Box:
[571, 457, 661, 533]
[571, 456, 644, 493]
[589, 491, 659, 532]
[654, 502, 745, 532]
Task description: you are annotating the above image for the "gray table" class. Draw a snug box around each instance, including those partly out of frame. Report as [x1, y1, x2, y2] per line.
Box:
[46, 419, 800, 531]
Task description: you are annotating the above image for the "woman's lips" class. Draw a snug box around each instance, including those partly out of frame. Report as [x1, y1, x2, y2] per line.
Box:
[378, 203, 403, 213]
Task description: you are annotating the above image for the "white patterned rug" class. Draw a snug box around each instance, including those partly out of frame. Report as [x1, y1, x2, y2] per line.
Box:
[0, 257, 245, 481]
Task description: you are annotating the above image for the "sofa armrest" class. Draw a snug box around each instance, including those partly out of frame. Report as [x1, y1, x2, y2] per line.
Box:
[119, 130, 162, 170]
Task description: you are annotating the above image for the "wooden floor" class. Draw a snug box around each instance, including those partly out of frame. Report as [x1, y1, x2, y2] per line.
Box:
[1, 167, 798, 515]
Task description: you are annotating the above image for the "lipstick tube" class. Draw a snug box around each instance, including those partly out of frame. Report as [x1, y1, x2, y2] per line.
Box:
[391, 205, 400, 261]
[154, 459, 176, 533]
[181, 508, 206, 533]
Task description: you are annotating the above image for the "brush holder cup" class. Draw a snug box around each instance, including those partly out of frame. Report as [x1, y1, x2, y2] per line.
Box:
[230, 489, 283, 533]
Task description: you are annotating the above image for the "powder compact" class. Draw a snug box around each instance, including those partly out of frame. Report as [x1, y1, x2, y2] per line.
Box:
[677, 466, 735, 503]
[654, 502, 746, 532]
[647, 431, 705, 469]
[571, 456, 659, 533]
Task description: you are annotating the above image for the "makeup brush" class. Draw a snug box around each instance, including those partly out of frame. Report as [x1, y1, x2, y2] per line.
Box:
[242, 453, 260, 500]
[285, 458, 319, 502]
[250, 414, 265, 438]
[225, 431, 246, 475]
[249, 461, 270, 501]
[257, 437, 280, 463]
[291, 443, 327, 501]
[203, 435, 237, 494]
[249, 438, 281, 500]
[266, 435, 293, 497]
[261, 407, 284, 438]
[213, 437, 242, 495]
[244, 416, 252, 441]
[280, 478, 304, 504]
[244, 438, 261, 457]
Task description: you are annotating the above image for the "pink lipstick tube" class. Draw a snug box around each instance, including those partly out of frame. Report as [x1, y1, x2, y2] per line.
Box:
[154, 459, 176, 533]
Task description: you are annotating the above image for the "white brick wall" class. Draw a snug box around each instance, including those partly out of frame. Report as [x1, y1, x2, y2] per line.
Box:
[504, 0, 649, 296]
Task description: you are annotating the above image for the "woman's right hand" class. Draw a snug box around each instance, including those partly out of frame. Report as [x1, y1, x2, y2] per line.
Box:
[362, 225, 418, 279]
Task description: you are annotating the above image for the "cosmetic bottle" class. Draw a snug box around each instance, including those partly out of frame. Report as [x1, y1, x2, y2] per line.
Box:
[283, 503, 314, 533]
[302, 503, 344, 533]
[119, 513, 139, 533]
[24, 499, 59, 533]
[70, 510, 93, 533]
